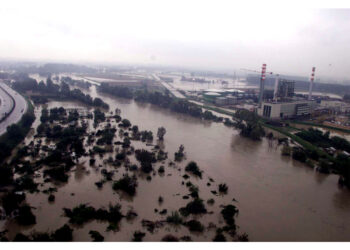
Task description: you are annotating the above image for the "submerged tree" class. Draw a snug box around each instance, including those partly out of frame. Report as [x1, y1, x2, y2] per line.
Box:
[157, 127, 166, 141]
[174, 145, 185, 161]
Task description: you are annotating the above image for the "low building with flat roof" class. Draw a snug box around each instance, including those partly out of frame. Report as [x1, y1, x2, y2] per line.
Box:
[257, 100, 316, 119]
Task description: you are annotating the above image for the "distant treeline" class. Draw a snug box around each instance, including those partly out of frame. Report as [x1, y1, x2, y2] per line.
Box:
[0, 63, 97, 77]
[12, 76, 109, 109]
[246, 75, 350, 97]
[98, 83, 223, 122]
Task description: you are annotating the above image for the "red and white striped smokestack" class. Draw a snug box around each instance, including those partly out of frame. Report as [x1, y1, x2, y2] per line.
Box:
[261, 63, 267, 80]
[308, 67, 316, 100]
[258, 63, 267, 107]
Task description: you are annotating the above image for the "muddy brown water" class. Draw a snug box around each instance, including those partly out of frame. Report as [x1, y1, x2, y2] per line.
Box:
[1, 85, 350, 241]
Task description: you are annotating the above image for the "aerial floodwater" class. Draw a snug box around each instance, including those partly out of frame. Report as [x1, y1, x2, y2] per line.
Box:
[0, 82, 27, 135]
[2, 83, 350, 241]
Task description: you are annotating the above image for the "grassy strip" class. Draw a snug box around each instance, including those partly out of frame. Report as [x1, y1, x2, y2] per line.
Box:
[289, 120, 350, 134]
[262, 122, 333, 161]
[200, 104, 235, 116]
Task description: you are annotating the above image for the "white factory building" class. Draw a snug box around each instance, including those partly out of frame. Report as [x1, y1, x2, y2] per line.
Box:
[257, 100, 316, 119]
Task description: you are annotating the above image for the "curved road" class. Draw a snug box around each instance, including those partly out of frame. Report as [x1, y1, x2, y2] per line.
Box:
[0, 82, 28, 136]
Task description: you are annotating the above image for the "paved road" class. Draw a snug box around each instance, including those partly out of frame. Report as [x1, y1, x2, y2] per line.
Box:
[0, 82, 28, 136]
[0, 83, 14, 121]
[152, 74, 185, 99]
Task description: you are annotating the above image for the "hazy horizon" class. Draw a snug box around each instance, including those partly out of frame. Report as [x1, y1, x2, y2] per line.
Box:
[1, 1, 350, 81]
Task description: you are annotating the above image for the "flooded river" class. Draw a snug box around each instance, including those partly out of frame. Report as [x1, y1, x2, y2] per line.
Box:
[2, 85, 350, 241]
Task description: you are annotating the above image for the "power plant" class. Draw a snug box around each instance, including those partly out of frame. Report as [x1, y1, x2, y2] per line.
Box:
[255, 64, 317, 119]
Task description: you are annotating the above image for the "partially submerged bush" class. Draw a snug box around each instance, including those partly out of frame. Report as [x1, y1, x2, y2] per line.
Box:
[113, 175, 138, 196]
[292, 147, 307, 163]
[158, 166, 165, 174]
[13, 224, 74, 242]
[63, 204, 96, 225]
[207, 198, 215, 205]
[1, 192, 25, 215]
[221, 204, 239, 227]
[184, 220, 204, 232]
[213, 231, 226, 242]
[132, 231, 146, 242]
[174, 145, 185, 162]
[179, 198, 207, 216]
[218, 183, 228, 194]
[89, 230, 104, 242]
[52, 224, 73, 241]
[48, 194, 55, 202]
[185, 161, 202, 178]
[162, 234, 179, 242]
[166, 211, 183, 225]
[64, 203, 123, 230]
[16, 205, 36, 226]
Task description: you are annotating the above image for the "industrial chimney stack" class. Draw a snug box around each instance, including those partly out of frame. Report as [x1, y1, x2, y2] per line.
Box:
[273, 74, 280, 102]
[258, 63, 267, 108]
[308, 67, 316, 100]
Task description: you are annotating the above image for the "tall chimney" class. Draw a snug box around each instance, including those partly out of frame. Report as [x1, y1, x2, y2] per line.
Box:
[273, 74, 279, 102]
[308, 67, 316, 100]
[258, 63, 267, 108]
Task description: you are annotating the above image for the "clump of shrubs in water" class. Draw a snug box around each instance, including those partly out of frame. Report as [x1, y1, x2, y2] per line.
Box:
[112, 175, 138, 196]
[43, 165, 70, 183]
[135, 149, 156, 173]
[48, 194, 55, 202]
[292, 147, 307, 163]
[166, 211, 183, 225]
[213, 228, 227, 242]
[14, 175, 39, 192]
[63, 203, 123, 230]
[162, 234, 179, 242]
[221, 204, 239, 233]
[16, 205, 36, 225]
[1, 192, 25, 215]
[158, 166, 165, 174]
[132, 231, 146, 241]
[63, 204, 95, 225]
[184, 220, 204, 232]
[179, 198, 207, 216]
[218, 183, 228, 194]
[174, 145, 185, 162]
[207, 198, 215, 205]
[13, 224, 73, 242]
[52, 224, 73, 241]
[188, 185, 199, 198]
[185, 161, 202, 178]
[89, 230, 104, 242]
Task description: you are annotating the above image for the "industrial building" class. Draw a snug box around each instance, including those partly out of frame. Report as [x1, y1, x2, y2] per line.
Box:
[215, 96, 238, 105]
[257, 100, 316, 119]
[276, 79, 295, 99]
[319, 100, 350, 113]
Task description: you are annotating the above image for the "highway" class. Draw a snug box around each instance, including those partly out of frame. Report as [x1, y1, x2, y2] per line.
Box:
[152, 74, 185, 99]
[0, 82, 28, 136]
[0, 83, 14, 121]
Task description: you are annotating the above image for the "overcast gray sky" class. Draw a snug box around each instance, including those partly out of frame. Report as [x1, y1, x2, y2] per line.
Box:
[0, 0, 349, 81]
